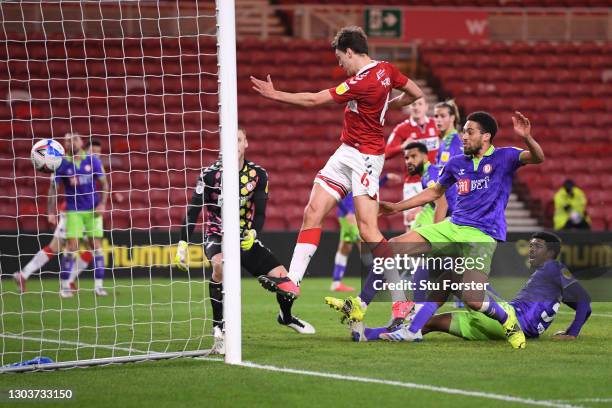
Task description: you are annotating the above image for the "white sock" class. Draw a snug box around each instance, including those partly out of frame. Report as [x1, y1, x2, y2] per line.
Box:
[22, 249, 53, 279]
[287, 243, 318, 285]
[334, 252, 348, 267]
[69, 255, 89, 283]
[95, 279, 103, 289]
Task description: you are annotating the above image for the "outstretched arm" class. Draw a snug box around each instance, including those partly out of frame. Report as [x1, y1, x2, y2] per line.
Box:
[433, 192, 449, 224]
[554, 281, 592, 339]
[389, 79, 425, 110]
[250, 75, 334, 107]
[514, 111, 545, 165]
[380, 183, 446, 216]
[180, 192, 203, 243]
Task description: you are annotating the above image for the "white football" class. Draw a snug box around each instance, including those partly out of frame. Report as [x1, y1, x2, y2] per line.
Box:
[31, 138, 65, 173]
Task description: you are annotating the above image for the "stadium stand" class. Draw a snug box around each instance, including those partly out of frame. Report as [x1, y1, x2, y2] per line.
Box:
[1, 32, 610, 231]
[420, 40, 612, 230]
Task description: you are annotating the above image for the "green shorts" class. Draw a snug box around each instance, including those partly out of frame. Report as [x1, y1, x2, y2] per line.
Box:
[448, 309, 506, 341]
[339, 216, 360, 243]
[414, 219, 497, 274]
[66, 211, 104, 239]
[411, 205, 434, 230]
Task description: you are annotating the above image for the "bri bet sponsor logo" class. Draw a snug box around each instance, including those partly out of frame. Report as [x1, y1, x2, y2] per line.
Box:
[457, 176, 490, 195]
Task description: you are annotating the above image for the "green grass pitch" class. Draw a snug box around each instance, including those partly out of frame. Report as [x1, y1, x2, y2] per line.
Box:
[1, 277, 611, 407]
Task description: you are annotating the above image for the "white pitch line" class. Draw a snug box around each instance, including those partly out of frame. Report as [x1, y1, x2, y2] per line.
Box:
[0, 334, 588, 407]
[554, 398, 612, 404]
[238, 361, 582, 408]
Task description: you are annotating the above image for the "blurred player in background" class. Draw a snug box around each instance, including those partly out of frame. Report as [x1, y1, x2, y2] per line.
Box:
[50, 133, 108, 298]
[354, 232, 591, 342]
[251, 26, 424, 324]
[434, 100, 463, 167]
[385, 98, 438, 230]
[376, 111, 545, 349]
[12, 135, 98, 293]
[175, 128, 313, 354]
[330, 172, 401, 292]
[66, 137, 105, 288]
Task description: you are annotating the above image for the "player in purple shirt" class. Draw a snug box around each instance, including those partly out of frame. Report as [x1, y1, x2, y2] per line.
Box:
[49, 133, 108, 298]
[434, 100, 463, 167]
[330, 111, 544, 349]
[353, 232, 591, 342]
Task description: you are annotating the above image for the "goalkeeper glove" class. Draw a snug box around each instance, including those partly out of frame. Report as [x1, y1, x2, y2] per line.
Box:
[241, 229, 257, 251]
[175, 240, 211, 270]
[175, 240, 189, 271]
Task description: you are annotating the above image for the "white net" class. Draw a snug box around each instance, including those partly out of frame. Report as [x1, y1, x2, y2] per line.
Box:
[0, 0, 223, 370]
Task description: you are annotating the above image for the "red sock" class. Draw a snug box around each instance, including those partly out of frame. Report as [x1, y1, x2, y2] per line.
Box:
[297, 227, 321, 245]
[43, 246, 55, 259]
[80, 251, 93, 263]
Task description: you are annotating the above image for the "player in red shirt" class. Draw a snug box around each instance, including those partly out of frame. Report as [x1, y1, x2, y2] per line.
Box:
[251, 27, 423, 316]
[385, 98, 438, 230]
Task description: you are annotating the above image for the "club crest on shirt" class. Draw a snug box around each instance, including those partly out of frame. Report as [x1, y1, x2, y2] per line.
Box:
[84, 164, 91, 172]
[483, 164, 492, 174]
[336, 82, 350, 95]
[561, 268, 573, 279]
[441, 151, 450, 163]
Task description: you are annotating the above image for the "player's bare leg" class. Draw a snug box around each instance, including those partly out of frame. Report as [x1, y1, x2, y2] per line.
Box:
[14, 236, 63, 293]
[286, 183, 338, 285]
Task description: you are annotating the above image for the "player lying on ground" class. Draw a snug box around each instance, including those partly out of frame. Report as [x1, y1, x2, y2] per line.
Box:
[326, 142, 455, 328]
[251, 26, 424, 323]
[352, 232, 591, 342]
[13, 136, 106, 293]
[174, 128, 313, 354]
[330, 173, 401, 292]
[329, 111, 545, 349]
[48, 133, 108, 298]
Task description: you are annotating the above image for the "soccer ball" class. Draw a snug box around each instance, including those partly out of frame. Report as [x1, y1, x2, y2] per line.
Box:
[31, 138, 65, 173]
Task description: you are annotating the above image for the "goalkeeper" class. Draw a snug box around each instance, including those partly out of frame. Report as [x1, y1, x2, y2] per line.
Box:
[175, 128, 314, 353]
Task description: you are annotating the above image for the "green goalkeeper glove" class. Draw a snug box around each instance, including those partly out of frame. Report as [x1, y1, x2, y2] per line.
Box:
[174, 240, 189, 271]
[241, 229, 257, 251]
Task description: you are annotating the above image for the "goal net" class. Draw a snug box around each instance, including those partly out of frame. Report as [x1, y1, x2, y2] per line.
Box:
[0, 0, 241, 371]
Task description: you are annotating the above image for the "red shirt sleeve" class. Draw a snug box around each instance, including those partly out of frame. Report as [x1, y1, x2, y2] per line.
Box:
[328, 77, 367, 104]
[390, 63, 409, 89]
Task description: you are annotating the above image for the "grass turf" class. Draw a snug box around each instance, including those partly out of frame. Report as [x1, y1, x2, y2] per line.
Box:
[1, 277, 611, 407]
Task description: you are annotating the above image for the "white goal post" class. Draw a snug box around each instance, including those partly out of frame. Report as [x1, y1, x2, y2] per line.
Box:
[0, 0, 241, 372]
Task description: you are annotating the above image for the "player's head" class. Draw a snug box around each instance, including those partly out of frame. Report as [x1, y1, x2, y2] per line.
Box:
[237, 127, 248, 160]
[331, 26, 369, 76]
[85, 137, 102, 155]
[462, 111, 498, 155]
[404, 142, 429, 176]
[63, 132, 83, 156]
[408, 98, 428, 122]
[529, 231, 562, 268]
[434, 100, 460, 133]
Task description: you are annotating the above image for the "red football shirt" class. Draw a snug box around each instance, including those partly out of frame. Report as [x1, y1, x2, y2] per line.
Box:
[385, 117, 439, 183]
[328, 61, 409, 155]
